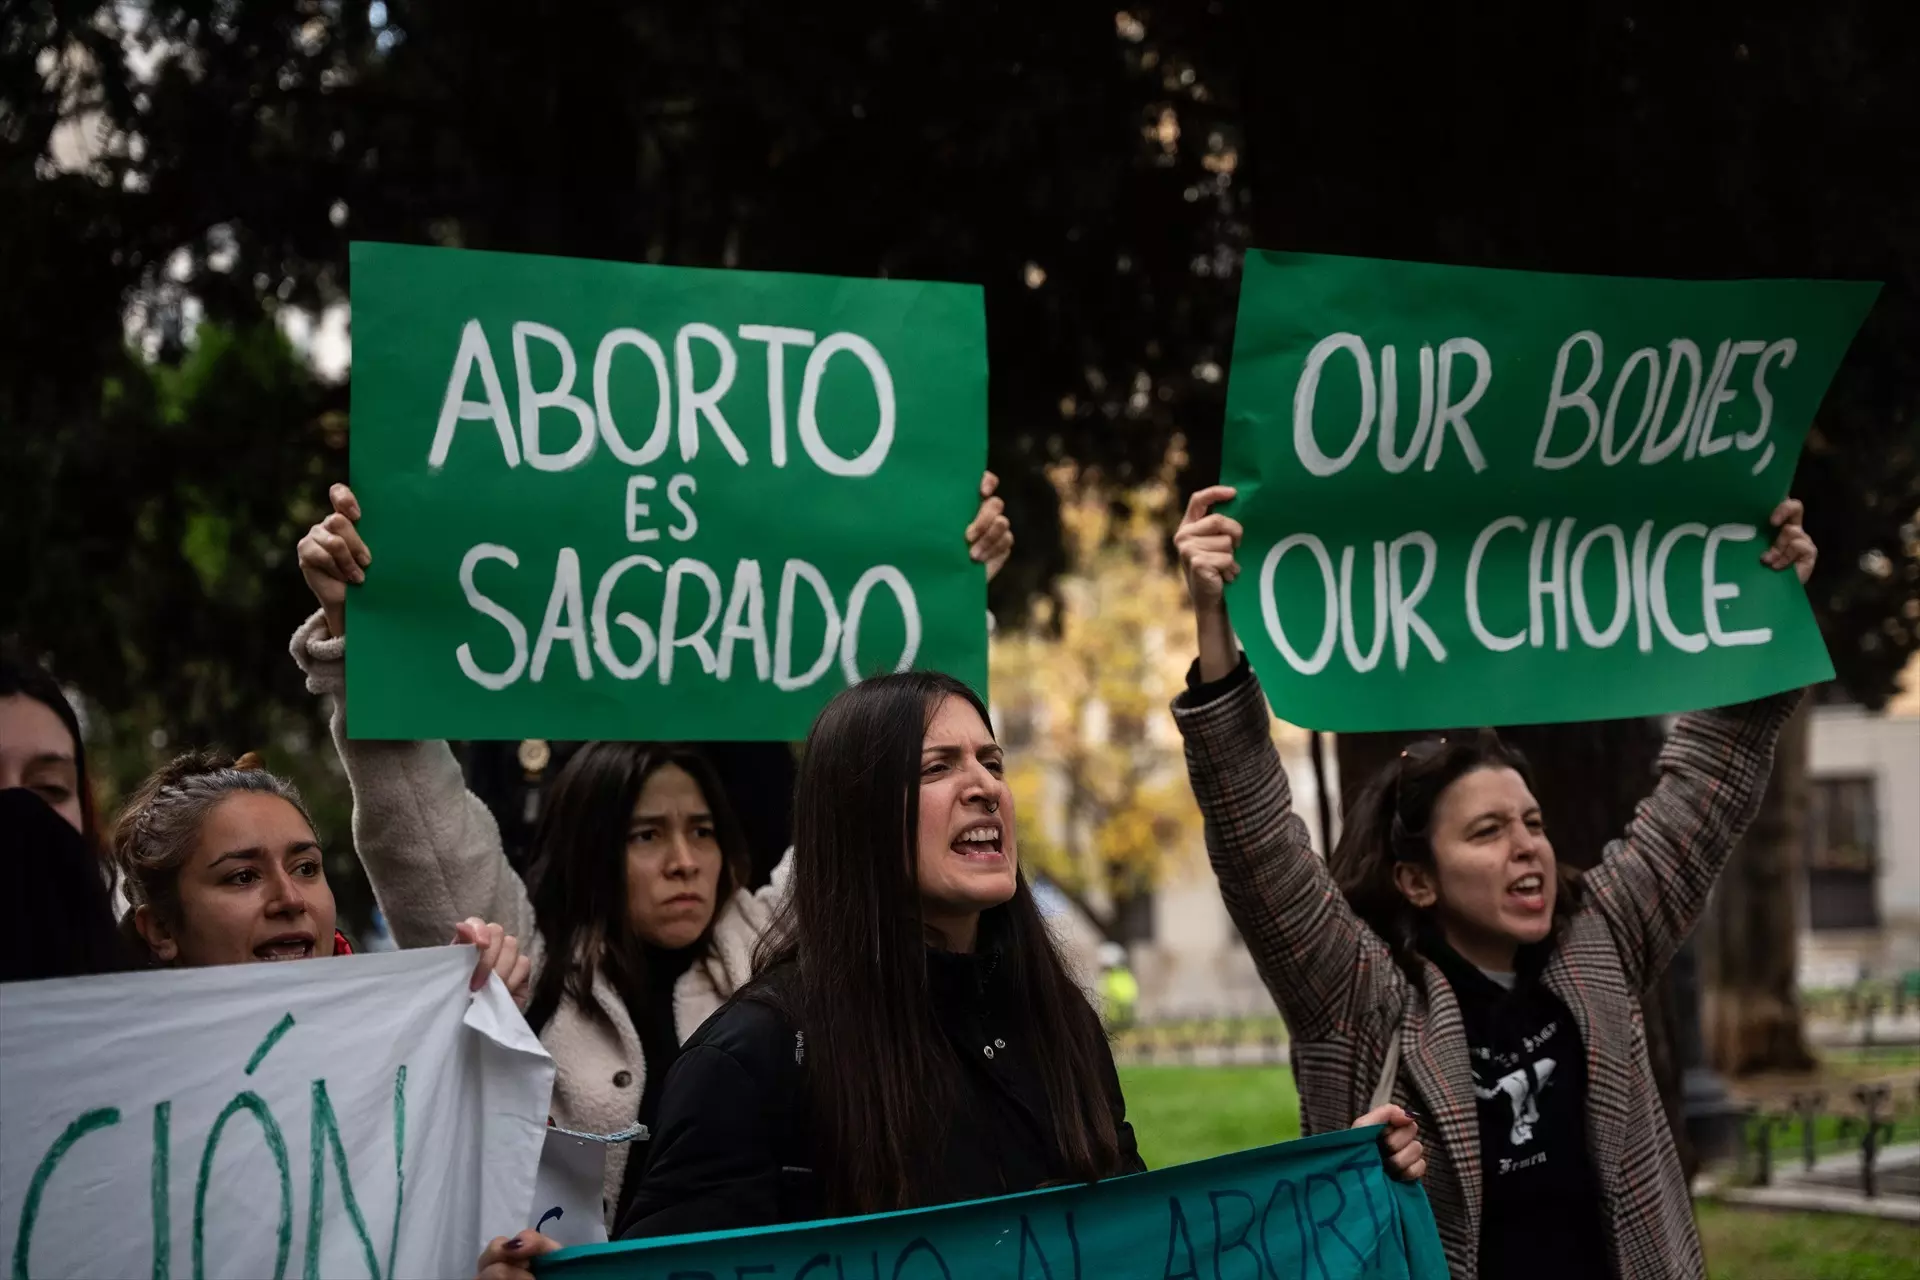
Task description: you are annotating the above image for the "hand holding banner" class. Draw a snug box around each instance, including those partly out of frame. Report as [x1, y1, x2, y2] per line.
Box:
[542, 1127, 1448, 1279]
[1220, 251, 1876, 730]
[0, 948, 554, 1279]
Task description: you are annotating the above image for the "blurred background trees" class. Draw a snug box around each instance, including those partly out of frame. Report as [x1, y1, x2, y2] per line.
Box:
[4, 2, 1916, 1071]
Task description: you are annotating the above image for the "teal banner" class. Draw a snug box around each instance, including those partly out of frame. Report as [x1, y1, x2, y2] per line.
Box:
[539, 1128, 1447, 1279]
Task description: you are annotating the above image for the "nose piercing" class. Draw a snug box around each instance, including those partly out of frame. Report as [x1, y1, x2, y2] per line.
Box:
[985, 800, 999, 814]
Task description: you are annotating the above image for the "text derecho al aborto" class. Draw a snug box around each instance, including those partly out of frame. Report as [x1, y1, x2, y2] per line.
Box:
[430, 316, 921, 693]
[1259, 328, 1798, 677]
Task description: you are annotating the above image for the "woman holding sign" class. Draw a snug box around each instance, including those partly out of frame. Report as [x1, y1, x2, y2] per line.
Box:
[1169, 485, 1815, 1280]
[473, 667, 1146, 1280]
[290, 474, 1013, 1230]
[622, 670, 1143, 1232]
[474, 661, 1428, 1280]
[111, 749, 530, 992]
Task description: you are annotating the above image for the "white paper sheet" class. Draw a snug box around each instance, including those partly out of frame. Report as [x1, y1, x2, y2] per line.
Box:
[0, 946, 555, 1279]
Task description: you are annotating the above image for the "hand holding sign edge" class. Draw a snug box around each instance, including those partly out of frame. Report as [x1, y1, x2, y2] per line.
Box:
[298, 483, 370, 639]
[1762, 497, 1817, 584]
[1175, 485, 1244, 683]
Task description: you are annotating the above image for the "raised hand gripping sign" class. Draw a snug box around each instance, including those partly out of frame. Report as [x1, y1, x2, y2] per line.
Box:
[346, 243, 988, 741]
[1220, 251, 1877, 730]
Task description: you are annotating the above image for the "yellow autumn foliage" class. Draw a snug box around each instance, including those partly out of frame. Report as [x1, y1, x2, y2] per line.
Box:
[991, 452, 1204, 929]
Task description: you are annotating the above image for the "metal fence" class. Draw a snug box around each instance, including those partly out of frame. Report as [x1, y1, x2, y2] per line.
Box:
[1804, 977, 1920, 1028]
[1110, 1013, 1291, 1067]
[1734, 1080, 1920, 1200]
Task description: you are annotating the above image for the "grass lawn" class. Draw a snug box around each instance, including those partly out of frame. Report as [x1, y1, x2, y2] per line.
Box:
[1120, 1065, 1920, 1278]
[1696, 1203, 1920, 1280]
[1117, 1064, 1300, 1168]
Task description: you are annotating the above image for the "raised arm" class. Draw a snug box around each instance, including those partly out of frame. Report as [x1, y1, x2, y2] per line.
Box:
[1584, 693, 1799, 993]
[292, 484, 535, 949]
[1582, 497, 1818, 992]
[1171, 487, 1405, 1043]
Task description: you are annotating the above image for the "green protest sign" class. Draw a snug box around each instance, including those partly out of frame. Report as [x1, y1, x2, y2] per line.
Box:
[346, 242, 988, 740]
[539, 1128, 1448, 1279]
[1220, 251, 1877, 730]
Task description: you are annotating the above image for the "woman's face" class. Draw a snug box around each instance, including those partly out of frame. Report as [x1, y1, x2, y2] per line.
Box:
[1395, 765, 1556, 968]
[0, 694, 83, 833]
[138, 792, 339, 967]
[624, 764, 725, 950]
[915, 695, 1018, 943]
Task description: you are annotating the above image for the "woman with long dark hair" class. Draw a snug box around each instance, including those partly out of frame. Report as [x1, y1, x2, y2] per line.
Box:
[613, 670, 1143, 1234]
[291, 479, 1011, 1231]
[1167, 485, 1817, 1280]
[291, 613, 775, 1229]
[622, 670, 1139, 1240]
[475, 666, 1430, 1280]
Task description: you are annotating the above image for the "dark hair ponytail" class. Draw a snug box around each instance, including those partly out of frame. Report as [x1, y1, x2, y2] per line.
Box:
[111, 749, 313, 956]
[1329, 729, 1581, 976]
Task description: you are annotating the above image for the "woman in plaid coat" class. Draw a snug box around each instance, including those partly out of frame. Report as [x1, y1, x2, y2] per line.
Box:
[1169, 486, 1817, 1280]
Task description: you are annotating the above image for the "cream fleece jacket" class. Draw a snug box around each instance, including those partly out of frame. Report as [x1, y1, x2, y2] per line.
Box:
[289, 610, 791, 1225]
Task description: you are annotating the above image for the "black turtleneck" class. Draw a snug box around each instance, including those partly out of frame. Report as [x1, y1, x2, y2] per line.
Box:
[1420, 928, 1610, 1280]
[613, 944, 1142, 1240]
[919, 945, 1066, 1195]
[632, 942, 700, 1131]
[612, 942, 699, 1227]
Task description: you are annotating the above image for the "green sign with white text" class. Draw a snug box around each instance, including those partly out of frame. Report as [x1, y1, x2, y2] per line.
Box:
[540, 1128, 1448, 1279]
[1220, 251, 1876, 730]
[346, 242, 988, 740]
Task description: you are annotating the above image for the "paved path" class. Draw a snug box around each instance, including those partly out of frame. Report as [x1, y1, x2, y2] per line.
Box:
[1708, 1141, 1920, 1222]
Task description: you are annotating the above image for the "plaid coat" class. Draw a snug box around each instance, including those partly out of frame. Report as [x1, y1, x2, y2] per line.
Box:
[1173, 667, 1796, 1279]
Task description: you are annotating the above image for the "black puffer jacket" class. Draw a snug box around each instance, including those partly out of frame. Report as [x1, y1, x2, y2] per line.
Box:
[615, 947, 1143, 1238]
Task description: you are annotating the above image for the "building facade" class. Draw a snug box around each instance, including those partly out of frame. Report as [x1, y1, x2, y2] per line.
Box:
[1798, 688, 1920, 989]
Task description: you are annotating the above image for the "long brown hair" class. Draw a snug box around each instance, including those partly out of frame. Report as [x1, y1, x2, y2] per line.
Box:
[1329, 729, 1582, 977]
[521, 743, 750, 1035]
[757, 670, 1125, 1215]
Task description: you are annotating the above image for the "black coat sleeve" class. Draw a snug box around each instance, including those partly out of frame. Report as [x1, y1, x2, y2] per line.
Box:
[1099, 1026, 1147, 1175]
[615, 1001, 805, 1240]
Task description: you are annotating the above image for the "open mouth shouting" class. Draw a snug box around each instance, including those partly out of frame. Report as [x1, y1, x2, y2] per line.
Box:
[1507, 872, 1547, 914]
[951, 820, 1005, 862]
[253, 932, 317, 961]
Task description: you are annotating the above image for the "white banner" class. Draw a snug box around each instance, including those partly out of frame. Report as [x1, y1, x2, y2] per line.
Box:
[0, 946, 555, 1279]
[528, 1129, 610, 1249]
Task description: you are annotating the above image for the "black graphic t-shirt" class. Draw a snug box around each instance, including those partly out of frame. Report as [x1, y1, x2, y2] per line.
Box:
[1422, 931, 1612, 1280]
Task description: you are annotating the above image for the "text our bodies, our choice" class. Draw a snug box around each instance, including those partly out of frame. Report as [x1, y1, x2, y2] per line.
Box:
[1261, 323, 1803, 678]
[1289, 330, 1797, 480]
[1257, 516, 1779, 679]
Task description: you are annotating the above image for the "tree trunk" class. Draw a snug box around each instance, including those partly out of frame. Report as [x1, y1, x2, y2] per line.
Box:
[1700, 700, 1816, 1075]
